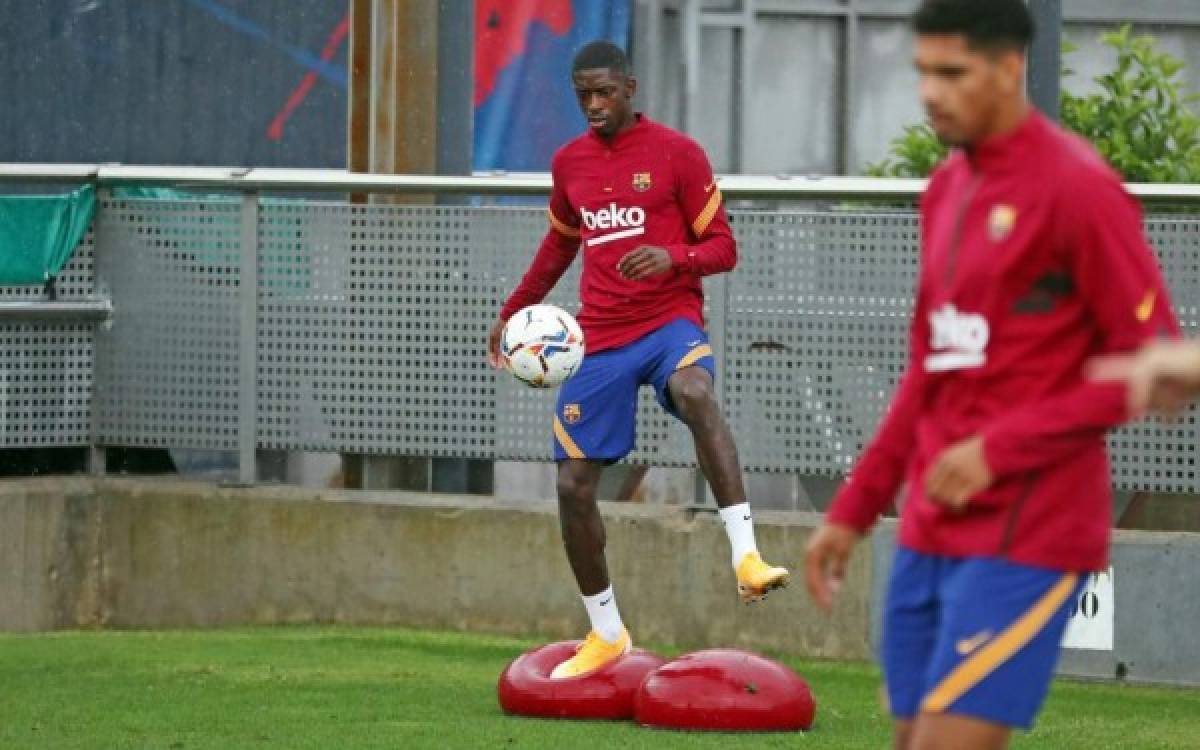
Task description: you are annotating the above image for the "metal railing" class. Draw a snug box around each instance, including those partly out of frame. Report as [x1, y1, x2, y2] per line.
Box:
[6, 163, 1200, 203]
[1, 162, 926, 200]
[0, 300, 111, 321]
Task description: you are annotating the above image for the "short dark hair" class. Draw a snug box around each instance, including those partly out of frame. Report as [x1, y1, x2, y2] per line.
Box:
[913, 0, 1034, 52]
[572, 41, 631, 78]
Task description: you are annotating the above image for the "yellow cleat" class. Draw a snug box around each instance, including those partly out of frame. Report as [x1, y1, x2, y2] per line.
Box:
[736, 551, 790, 604]
[549, 628, 632, 679]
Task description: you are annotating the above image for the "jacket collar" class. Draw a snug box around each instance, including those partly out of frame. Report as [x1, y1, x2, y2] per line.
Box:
[588, 112, 649, 148]
[963, 108, 1046, 173]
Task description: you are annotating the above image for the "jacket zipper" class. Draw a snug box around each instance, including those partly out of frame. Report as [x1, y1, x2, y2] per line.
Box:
[943, 173, 983, 290]
[999, 471, 1037, 555]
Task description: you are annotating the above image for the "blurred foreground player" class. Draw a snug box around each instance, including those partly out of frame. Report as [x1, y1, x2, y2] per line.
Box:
[804, 1, 1179, 748]
[487, 42, 788, 679]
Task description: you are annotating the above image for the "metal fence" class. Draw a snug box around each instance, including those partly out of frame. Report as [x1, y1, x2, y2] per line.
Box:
[2, 165, 1198, 493]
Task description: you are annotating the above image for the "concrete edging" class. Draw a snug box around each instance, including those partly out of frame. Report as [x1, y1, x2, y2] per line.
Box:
[0, 478, 873, 661]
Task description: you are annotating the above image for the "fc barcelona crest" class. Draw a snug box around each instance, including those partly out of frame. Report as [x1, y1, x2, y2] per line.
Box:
[989, 204, 1017, 242]
[632, 172, 652, 192]
[563, 403, 582, 424]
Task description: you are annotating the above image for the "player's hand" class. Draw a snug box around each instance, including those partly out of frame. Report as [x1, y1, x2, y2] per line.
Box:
[617, 245, 673, 280]
[1089, 340, 1200, 418]
[487, 316, 507, 370]
[924, 435, 993, 512]
[804, 523, 860, 613]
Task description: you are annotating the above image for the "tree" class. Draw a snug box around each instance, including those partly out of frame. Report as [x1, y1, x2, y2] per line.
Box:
[866, 26, 1200, 183]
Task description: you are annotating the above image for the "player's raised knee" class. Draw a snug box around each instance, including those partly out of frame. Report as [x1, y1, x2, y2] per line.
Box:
[670, 369, 717, 421]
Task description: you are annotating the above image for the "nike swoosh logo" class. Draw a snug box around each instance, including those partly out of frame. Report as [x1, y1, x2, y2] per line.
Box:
[599, 596, 613, 606]
[956, 630, 993, 656]
[687, 340, 703, 347]
[742, 515, 751, 521]
[1136, 290, 1156, 323]
[703, 181, 716, 194]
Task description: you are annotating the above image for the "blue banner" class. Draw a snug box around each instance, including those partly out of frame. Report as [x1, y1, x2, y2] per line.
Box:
[474, 0, 632, 173]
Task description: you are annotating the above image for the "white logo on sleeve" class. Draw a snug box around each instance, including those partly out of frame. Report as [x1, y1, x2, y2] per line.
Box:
[580, 203, 647, 247]
[925, 304, 990, 372]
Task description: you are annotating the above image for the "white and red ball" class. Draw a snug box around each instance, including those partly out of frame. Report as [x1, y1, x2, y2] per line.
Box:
[502, 304, 585, 388]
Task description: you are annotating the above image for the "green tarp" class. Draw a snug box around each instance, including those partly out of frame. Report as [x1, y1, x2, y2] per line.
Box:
[111, 185, 234, 200]
[0, 185, 96, 285]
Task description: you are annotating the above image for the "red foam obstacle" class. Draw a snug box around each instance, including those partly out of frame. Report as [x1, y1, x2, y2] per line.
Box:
[635, 649, 816, 732]
[498, 641, 667, 720]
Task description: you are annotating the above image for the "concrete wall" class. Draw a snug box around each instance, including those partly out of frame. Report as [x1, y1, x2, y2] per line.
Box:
[0, 479, 104, 631]
[0, 478, 873, 661]
[8, 478, 1200, 684]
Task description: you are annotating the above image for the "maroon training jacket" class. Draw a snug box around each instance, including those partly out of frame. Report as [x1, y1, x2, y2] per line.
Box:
[828, 111, 1179, 571]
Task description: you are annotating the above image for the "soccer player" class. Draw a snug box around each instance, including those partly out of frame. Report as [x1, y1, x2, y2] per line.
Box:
[1090, 339, 1200, 417]
[803, 1, 1180, 748]
[486, 41, 789, 679]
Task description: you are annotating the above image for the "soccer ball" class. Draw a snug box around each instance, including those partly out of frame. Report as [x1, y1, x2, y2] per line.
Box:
[502, 304, 585, 388]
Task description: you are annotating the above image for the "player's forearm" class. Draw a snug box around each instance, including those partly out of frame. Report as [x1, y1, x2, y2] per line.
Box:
[1170, 341, 1200, 385]
[981, 381, 1128, 478]
[988, 299, 1184, 478]
[666, 232, 737, 277]
[1131, 340, 1200, 385]
[499, 232, 578, 320]
[827, 457, 907, 533]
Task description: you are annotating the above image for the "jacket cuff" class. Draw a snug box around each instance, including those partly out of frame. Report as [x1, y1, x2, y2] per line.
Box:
[667, 244, 697, 274]
[981, 428, 1030, 480]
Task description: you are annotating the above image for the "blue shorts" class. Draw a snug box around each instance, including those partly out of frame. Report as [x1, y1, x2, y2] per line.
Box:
[882, 546, 1086, 730]
[551, 318, 715, 462]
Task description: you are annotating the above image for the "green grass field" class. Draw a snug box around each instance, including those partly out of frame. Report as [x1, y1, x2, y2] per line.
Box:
[1, 627, 1197, 749]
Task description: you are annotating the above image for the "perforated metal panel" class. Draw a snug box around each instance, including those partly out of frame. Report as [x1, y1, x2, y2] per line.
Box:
[726, 211, 917, 475]
[84, 197, 1200, 493]
[727, 210, 1200, 491]
[257, 201, 496, 456]
[94, 197, 243, 449]
[252, 203, 696, 462]
[484, 208, 569, 462]
[1108, 218, 1200, 493]
[0, 231, 95, 446]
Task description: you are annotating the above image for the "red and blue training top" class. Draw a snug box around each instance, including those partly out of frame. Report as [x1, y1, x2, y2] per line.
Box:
[500, 114, 735, 353]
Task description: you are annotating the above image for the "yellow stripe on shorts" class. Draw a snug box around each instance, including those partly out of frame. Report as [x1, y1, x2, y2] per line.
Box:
[553, 417, 585, 459]
[921, 573, 1079, 713]
[675, 343, 713, 371]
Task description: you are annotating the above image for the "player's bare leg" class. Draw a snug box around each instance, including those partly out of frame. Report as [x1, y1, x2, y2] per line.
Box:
[909, 713, 1010, 750]
[667, 366, 745, 507]
[893, 719, 914, 750]
[550, 459, 630, 678]
[556, 459, 610, 595]
[668, 366, 790, 602]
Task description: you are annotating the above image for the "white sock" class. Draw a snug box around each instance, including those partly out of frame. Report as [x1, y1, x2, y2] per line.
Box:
[719, 502, 759, 567]
[581, 586, 625, 643]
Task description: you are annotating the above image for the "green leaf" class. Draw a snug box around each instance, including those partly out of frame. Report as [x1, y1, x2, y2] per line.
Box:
[868, 24, 1199, 182]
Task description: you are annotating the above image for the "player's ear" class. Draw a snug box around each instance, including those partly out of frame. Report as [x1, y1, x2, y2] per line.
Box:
[624, 74, 637, 100]
[998, 50, 1025, 96]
